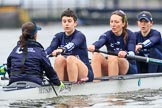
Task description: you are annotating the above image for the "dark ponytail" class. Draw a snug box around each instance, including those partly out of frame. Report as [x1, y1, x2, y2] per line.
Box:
[19, 22, 35, 48]
[18, 22, 41, 48]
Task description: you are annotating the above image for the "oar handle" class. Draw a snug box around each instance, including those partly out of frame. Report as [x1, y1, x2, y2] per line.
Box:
[94, 49, 118, 56]
[94, 49, 147, 62]
[48, 54, 53, 57]
[48, 52, 62, 58]
[126, 55, 147, 62]
[94, 49, 162, 65]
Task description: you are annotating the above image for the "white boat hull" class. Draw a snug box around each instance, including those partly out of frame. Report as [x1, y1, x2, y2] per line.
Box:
[0, 73, 162, 100]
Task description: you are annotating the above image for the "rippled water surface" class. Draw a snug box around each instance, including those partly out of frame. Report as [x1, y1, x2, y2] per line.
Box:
[0, 24, 162, 107]
[1, 89, 162, 107]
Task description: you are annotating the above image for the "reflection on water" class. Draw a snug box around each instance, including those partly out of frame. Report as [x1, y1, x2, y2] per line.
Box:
[1, 88, 161, 108]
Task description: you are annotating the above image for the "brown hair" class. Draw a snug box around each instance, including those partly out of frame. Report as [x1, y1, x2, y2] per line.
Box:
[19, 22, 38, 48]
[111, 10, 128, 45]
[61, 8, 77, 22]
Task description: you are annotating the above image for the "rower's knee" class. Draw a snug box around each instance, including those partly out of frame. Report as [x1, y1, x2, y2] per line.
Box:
[54, 56, 66, 65]
[91, 53, 105, 63]
[108, 56, 118, 63]
[66, 56, 77, 64]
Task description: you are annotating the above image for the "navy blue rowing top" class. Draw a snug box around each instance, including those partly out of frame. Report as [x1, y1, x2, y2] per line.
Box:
[46, 29, 90, 65]
[93, 29, 136, 53]
[93, 29, 136, 65]
[46, 29, 93, 81]
[135, 29, 161, 56]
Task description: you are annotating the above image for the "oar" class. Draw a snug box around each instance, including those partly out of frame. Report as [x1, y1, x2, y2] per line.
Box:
[44, 77, 58, 96]
[94, 49, 162, 65]
[48, 52, 63, 58]
[49, 82, 58, 96]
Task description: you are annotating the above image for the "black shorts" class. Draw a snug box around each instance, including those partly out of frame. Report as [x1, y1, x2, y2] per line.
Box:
[87, 64, 94, 82]
[127, 63, 138, 74]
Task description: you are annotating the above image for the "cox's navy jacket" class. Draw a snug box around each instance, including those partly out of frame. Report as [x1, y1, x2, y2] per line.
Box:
[7, 40, 61, 85]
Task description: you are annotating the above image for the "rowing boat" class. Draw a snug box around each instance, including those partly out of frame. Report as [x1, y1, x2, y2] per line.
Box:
[1, 50, 162, 100]
[0, 72, 162, 100]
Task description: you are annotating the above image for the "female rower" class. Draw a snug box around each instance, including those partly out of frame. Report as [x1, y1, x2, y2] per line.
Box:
[46, 8, 93, 82]
[88, 10, 137, 78]
[135, 11, 162, 73]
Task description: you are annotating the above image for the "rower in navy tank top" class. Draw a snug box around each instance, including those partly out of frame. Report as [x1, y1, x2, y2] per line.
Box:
[135, 11, 162, 73]
[46, 8, 93, 82]
[88, 10, 137, 78]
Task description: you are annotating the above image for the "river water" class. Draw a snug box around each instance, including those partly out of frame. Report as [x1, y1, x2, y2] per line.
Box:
[0, 24, 162, 107]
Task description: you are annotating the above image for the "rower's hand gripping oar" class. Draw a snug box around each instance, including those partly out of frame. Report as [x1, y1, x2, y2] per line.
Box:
[94, 49, 162, 65]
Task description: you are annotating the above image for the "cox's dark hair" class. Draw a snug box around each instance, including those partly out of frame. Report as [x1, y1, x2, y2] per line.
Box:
[61, 8, 77, 22]
[111, 10, 128, 45]
[19, 22, 36, 48]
